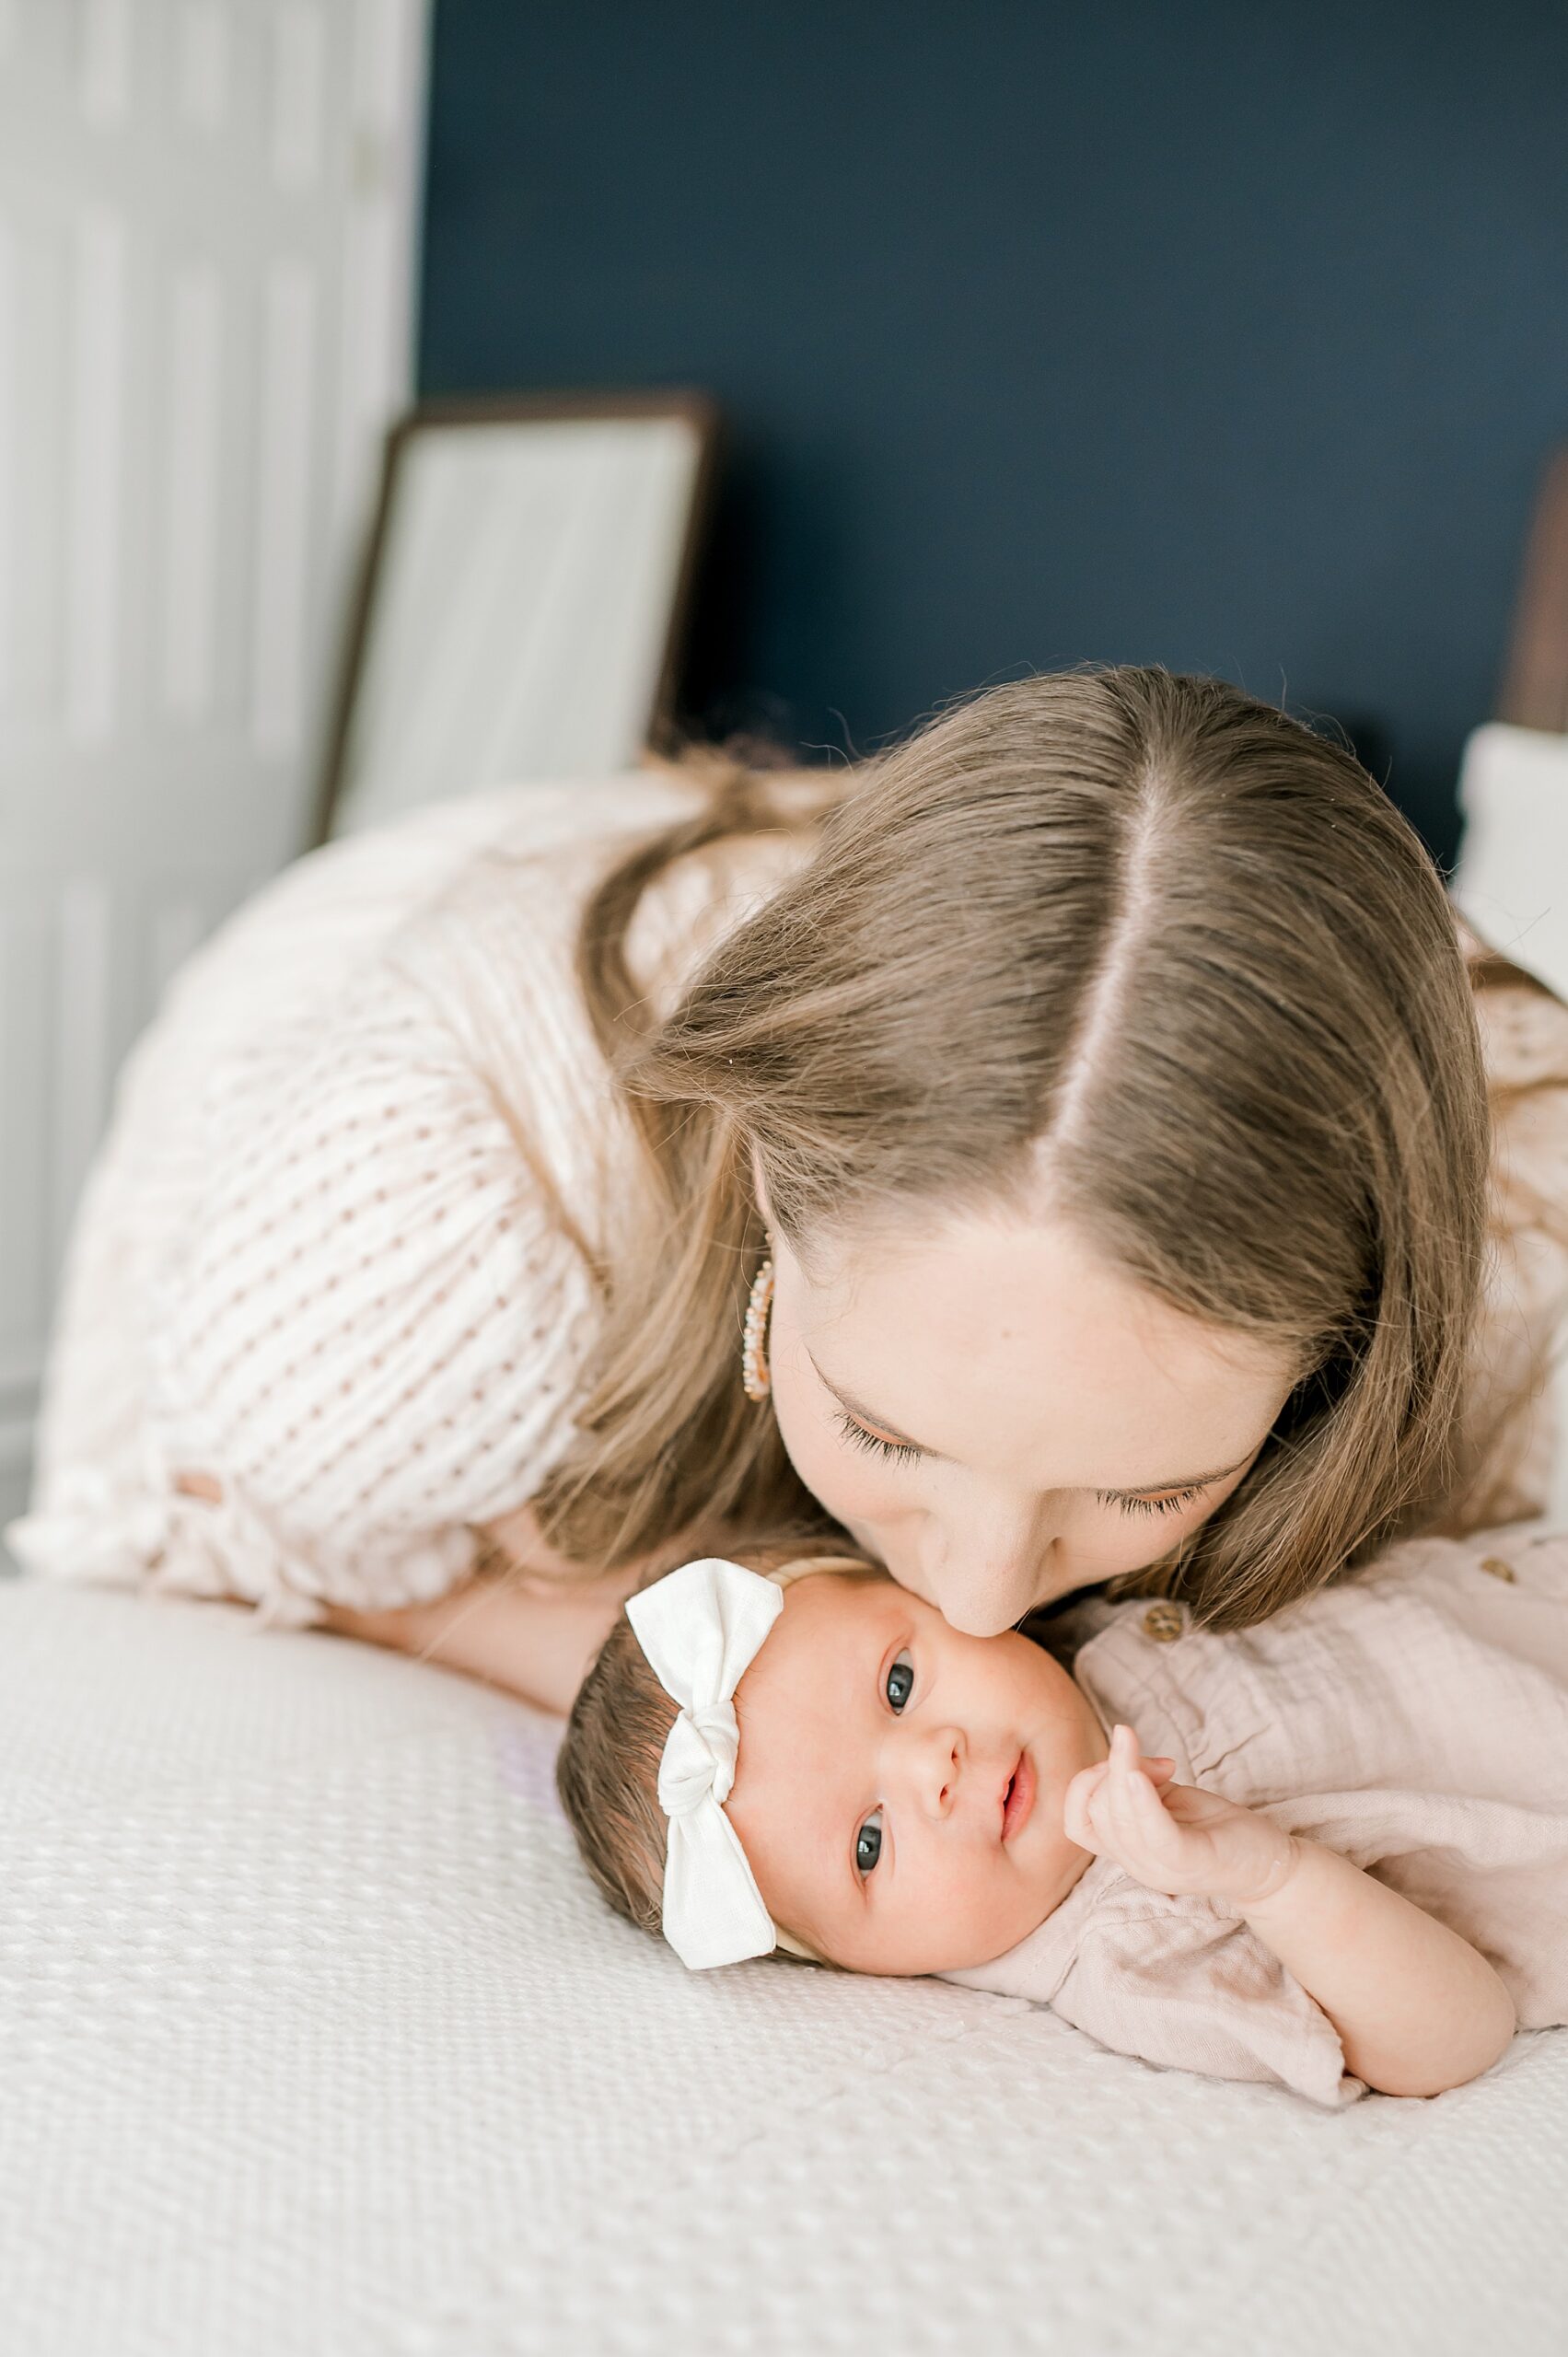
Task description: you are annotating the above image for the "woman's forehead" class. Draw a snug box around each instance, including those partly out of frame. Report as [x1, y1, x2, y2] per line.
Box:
[789, 1210, 1292, 1486]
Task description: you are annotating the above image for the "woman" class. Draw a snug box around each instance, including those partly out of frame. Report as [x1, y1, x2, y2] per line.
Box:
[14, 669, 1568, 1709]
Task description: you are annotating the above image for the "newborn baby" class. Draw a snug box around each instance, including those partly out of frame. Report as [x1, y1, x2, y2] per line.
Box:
[557, 1529, 1568, 2105]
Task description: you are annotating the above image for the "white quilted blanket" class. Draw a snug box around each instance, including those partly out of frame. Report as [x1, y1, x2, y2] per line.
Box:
[4, 1578, 1564, 2356]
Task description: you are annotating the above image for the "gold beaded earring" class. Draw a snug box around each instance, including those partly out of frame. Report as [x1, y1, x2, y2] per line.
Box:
[741, 1255, 775, 1402]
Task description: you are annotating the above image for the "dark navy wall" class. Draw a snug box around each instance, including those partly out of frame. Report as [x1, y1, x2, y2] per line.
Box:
[420, 0, 1568, 863]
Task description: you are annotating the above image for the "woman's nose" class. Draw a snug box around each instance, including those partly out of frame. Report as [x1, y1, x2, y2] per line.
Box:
[921, 1528, 1051, 1638]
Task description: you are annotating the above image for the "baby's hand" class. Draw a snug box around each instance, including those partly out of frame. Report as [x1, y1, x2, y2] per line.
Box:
[1063, 1724, 1296, 1909]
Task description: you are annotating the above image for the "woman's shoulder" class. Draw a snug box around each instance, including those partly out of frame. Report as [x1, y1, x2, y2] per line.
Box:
[382, 778, 814, 1065]
[119, 764, 814, 1254]
[132, 773, 703, 1097]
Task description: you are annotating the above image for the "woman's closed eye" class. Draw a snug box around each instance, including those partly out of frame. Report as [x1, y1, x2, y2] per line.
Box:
[834, 1409, 923, 1465]
[1098, 1481, 1206, 1518]
[835, 1399, 1214, 1520]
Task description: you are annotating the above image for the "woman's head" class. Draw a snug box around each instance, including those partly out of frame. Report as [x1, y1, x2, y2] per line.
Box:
[544, 668, 1489, 1633]
[557, 1553, 1105, 1977]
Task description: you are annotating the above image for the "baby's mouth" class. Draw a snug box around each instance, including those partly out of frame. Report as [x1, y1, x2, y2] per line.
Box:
[1001, 1748, 1037, 1843]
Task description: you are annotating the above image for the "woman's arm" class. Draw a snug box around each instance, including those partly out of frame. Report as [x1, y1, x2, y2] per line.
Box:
[1065, 1725, 1516, 2097]
[319, 1562, 639, 1716]
[176, 1487, 640, 1715]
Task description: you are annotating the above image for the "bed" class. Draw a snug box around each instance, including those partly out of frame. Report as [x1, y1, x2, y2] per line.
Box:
[11, 517, 1568, 2350]
[3, 1566, 1565, 2356]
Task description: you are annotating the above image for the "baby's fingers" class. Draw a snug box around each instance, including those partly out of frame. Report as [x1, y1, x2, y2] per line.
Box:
[1063, 1760, 1110, 1850]
[1107, 1726, 1173, 1782]
[1065, 1737, 1175, 1857]
[1105, 1726, 1185, 1858]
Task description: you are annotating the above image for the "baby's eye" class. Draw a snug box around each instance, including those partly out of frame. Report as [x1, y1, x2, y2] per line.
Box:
[886, 1650, 913, 1713]
[856, 1807, 885, 1875]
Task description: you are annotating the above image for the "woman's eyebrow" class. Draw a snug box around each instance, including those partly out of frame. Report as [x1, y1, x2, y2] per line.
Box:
[808, 1353, 946, 1457]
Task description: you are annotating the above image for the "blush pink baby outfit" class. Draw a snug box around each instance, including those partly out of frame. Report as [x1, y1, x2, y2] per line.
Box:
[946, 1524, 1568, 2105]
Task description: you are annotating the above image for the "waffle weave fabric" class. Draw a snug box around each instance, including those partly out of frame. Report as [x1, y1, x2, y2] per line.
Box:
[3, 1575, 1565, 2357]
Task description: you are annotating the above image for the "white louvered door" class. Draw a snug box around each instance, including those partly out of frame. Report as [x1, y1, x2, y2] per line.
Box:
[0, 0, 430, 1532]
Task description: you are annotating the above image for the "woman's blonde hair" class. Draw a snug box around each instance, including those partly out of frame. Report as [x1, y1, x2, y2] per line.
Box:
[556, 1535, 870, 1942]
[534, 668, 1490, 1629]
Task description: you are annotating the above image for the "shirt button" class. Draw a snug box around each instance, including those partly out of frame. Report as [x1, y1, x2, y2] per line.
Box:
[1480, 1555, 1517, 1583]
[1141, 1601, 1186, 1643]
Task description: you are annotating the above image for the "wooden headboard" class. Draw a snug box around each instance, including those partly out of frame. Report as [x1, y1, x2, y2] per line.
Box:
[1499, 447, 1568, 733]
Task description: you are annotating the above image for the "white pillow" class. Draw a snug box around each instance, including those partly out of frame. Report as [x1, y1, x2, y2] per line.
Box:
[1453, 721, 1568, 1001]
[1453, 720, 1568, 1525]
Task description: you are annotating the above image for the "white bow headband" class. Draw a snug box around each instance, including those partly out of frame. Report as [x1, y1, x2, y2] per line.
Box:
[624, 1556, 785, 1971]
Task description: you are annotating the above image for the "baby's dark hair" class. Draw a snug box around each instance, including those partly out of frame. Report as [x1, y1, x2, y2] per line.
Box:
[556, 1534, 873, 1945]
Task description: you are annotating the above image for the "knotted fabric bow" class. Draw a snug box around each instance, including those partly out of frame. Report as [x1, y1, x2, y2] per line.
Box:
[624, 1557, 784, 1970]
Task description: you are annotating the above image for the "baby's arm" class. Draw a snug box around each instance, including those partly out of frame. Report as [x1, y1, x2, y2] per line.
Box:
[1065, 1725, 1516, 2097]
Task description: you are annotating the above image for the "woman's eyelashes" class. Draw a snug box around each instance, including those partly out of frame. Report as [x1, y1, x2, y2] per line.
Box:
[833, 1405, 1207, 1523]
[1098, 1481, 1206, 1518]
[834, 1408, 923, 1465]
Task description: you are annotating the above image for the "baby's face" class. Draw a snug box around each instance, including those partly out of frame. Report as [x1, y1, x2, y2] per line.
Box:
[726, 1573, 1108, 1977]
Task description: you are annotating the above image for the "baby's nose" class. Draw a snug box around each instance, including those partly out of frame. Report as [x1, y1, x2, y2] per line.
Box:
[920, 1725, 965, 1817]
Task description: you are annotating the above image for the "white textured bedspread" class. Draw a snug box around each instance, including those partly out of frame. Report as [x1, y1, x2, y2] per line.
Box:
[3, 1578, 1564, 2356]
